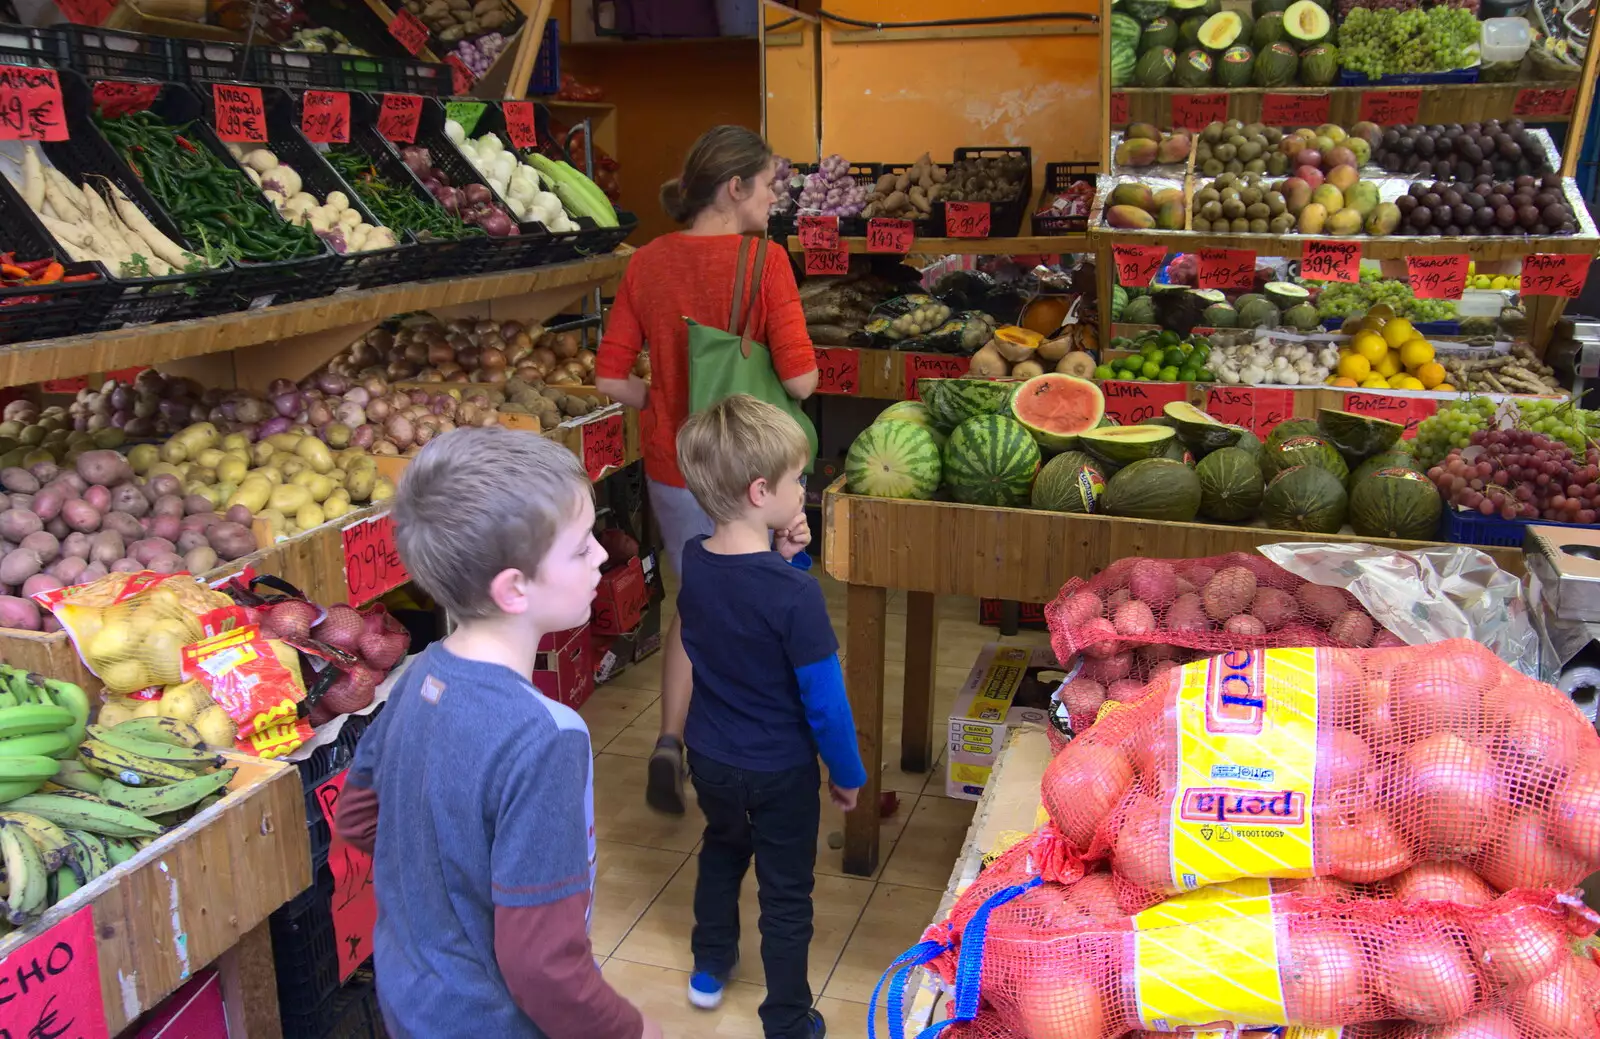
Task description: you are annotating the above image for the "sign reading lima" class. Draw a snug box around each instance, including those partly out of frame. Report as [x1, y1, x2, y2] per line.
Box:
[1180, 786, 1307, 826]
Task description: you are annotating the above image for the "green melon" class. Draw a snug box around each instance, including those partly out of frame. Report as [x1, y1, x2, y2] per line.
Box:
[1140, 15, 1178, 50]
[1265, 418, 1321, 451]
[1283, 0, 1330, 43]
[1299, 42, 1339, 86]
[1197, 446, 1264, 521]
[1261, 465, 1348, 534]
[1032, 451, 1108, 513]
[1123, 0, 1172, 21]
[1010, 373, 1106, 452]
[1179, 14, 1208, 46]
[1202, 302, 1238, 327]
[1236, 297, 1280, 329]
[846, 421, 941, 500]
[1252, 11, 1285, 49]
[1350, 449, 1417, 488]
[1264, 434, 1350, 482]
[1283, 303, 1322, 331]
[1078, 424, 1179, 466]
[943, 415, 1041, 508]
[1121, 296, 1159, 325]
[1233, 429, 1263, 460]
[1253, 41, 1298, 87]
[1197, 10, 1247, 52]
[1349, 467, 1442, 540]
[1171, 0, 1222, 19]
[1252, 0, 1290, 16]
[1160, 437, 1196, 465]
[1165, 401, 1243, 454]
[1216, 45, 1256, 86]
[1175, 48, 1215, 87]
[1317, 408, 1404, 462]
[920, 378, 1016, 434]
[1135, 47, 1178, 86]
[1101, 457, 1203, 521]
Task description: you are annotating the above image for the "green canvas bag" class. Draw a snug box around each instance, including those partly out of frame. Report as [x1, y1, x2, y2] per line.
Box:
[684, 235, 817, 469]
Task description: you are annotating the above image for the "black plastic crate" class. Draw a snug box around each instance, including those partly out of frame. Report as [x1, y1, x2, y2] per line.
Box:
[270, 864, 343, 1021]
[0, 23, 68, 69]
[281, 966, 384, 1039]
[570, 210, 638, 260]
[467, 101, 590, 266]
[789, 161, 879, 238]
[868, 159, 941, 236]
[56, 25, 176, 83]
[251, 48, 343, 92]
[171, 37, 252, 85]
[530, 16, 559, 95]
[0, 174, 117, 343]
[1032, 161, 1096, 236]
[295, 712, 370, 868]
[931, 146, 1033, 238]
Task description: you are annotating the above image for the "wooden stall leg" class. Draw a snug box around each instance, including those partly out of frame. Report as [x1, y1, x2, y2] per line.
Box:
[218, 919, 282, 1039]
[901, 591, 939, 774]
[845, 582, 887, 877]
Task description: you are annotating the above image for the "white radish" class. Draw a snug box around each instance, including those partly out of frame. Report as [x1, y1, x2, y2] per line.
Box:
[37, 212, 93, 246]
[104, 182, 197, 270]
[42, 167, 84, 223]
[19, 146, 44, 213]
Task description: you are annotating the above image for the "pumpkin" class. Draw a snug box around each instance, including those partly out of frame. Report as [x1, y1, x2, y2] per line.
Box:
[990, 325, 1045, 364]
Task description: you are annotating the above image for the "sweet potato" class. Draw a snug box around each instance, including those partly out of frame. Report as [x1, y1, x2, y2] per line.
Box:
[99, 511, 143, 541]
[88, 530, 124, 566]
[18, 531, 57, 564]
[128, 537, 175, 566]
[0, 595, 40, 630]
[183, 545, 218, 574]
[0, 548, 41, 586]
[207, 521, 256, 561]
[75, 450, 132, 487]
[30, 485, 65, 522]
[0, 509, 41, 543]
[0, 468, 38, 494]
[108, 483, 148, 517]
[60, 500, 100, 534]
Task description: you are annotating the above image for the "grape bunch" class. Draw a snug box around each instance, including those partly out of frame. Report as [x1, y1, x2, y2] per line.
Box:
[1413, 396, 1494, 468]
[1310, 269, 1458, 323]
[1338, 6, 1481, 77]
[1338, 0, 1419, 16]
[1429, 429, 1600, 523]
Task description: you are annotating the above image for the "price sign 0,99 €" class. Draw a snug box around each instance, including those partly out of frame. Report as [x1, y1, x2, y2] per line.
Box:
[1406, 254, 1468, 300]
[300, 89, 350, 144]
[502, 100, 538, 150]
[797, 215, 839, 251]
[387, 9, 430, 55]
[1112, 244, 1166, 287]
[815, 348, 860, 395]
[0, 65, 66, 141]
[343, 514, 407, 605]
[1197, 248, 1256, 290]
[943, 201, 990, 238]
[377, 93, 422, 144]
[1301, 240, 1361, 283]
[904, 353, 970, 400]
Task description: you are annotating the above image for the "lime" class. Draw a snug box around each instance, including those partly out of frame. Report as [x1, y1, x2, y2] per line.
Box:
[1198, 367, 1215, 382]
[1163, 348, 1188, 368]
[1190, 335, 1211, 350]
[1141, 361, 1162, 379]
[1093, 364, 1115, 380]
[1160, 365, 1181, 381]
[1118, 355, 1143, 373]
[1178, 366, 1200, 382]
[1142, 343, 1164, 360]
[1158, 330, 1181, 348]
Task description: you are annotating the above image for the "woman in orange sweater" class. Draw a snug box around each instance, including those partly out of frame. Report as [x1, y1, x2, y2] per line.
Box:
[595, 126, 818, 814]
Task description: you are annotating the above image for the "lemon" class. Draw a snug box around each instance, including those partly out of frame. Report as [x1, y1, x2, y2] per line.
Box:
[1337, 352, 1371, 381]
[1468, 261, 1477, 274]
[1361, 375, 1391, 389]
[1375, 350, 1402, 379]
[1399, 338, 1435, 370]
[1381, 317, 1416, 348]
[1490, 275, 1510, 290]
[1436, 382, 1456, 392]
[1352, 331, 1388, 364]
[1391, 375, 1425, 391]
[1416, 361, 1447, 389]
[1472, 274, 1494, 289]
[1511, 276, 1521, 288]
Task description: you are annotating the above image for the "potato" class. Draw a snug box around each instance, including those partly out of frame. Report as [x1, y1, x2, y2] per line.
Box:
[265, 433, 302, 453]
[0, 468, 38, 494]
[295, 502, 326, 531]
[178, 494, 212, 516]
[323, 493, 352, 520]
[148, 514, 181, 543]
[344, 467, 376, 502]
[194, 448, 225, 469]
[108, 483, 149, 517]
[220, 433, 250, 454]
[175, 423, 218, 452]
[225, 505, 253, 526]
[253, 466, 284, 486]
[207, 521, 257, 561]
[60, 531, 90, 559]
[279, 458, 307, 479]
[145, 463, 183, 483]
[158, 440, 187, 465]
[99, 512, 143, 541]
[228, 481, 271, 514]
[28, 485, 64, 523]
[145, 553, 184, 574]
[78, 561, 106, 583]
[21, 574, 61, 599]
[176, 529, 211, 554]
[0, 548, 41, 586]
[27, 461, 58, 484]
[216, 456, 248, 485]
[83, 484, 110, 512]
[109, 558, 142, 573]
[151, 495, 185, 519]
[19, 531, 57, 564]
[128, 537, 175, 566]
[88, 530, 124, 566]
[61, 500, 100, 534]
[75, 450, 132, 487]
[45, 556, 86, 585]
[0, 595, 40, 630]
[126, 444, 159, 474]
[269, 484, 311, 513]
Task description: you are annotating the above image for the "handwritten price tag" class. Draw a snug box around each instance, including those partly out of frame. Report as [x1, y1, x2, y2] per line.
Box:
[55, 0, 116, 24]
[91, 79, 159, 118]
[1360, 89, 1421, 124]
[0, 65, 66, 141]
[387, 9, 430, 56]
[1406, 254, 1468, 300]
[798, 214, 839, 251]
[803, 248, 850, 277]
[944, 200, 991, 238]
[866, 218, 914, 253]
[1112, 244, 1167, 288]
[502, 100, 537, 150]
[343, 513, 407, 605]
[1302, 240, 1360, 283]
[1205, 386, 1294, 437]
[1171, 93, 1228, 131]
[0, 906, 110, 1039]
[1260, 93, 1330, 127]
[1514, 88, 1576, 118]
[1521, 254, 1591, 298]
[582, 412, 625, 481]
[815, 348, 860, 395]
[315, 771, 378, 983]
[446, 54, 475, 95]
[904, 353, 971, 400]
[300, 90, 350, 144]
[376, 93, 422, 144]
[1100, 381, 1189, 425]
[1197, 248, 1256, 291]
[1343, 391, 1437, 439]
[211, 83, 265, 143]
[40, 376, 89, 394]
[445, 100, 485, 136]
[1110, 92, 1130, 125]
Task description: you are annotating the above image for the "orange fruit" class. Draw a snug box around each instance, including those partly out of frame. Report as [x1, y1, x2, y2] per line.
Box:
[1416, 361, 1447, 389]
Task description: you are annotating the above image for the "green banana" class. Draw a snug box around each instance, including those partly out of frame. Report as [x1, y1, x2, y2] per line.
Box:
[50, 865, 80, 903]
[103, 837, 140, 866]
[101, 768, 236, 818]
[78, 739, 198, 786]
[86, 725, 221, 769]
[0, 778, 47, 804]
[0, 811, 73, 872]
[64, 830, 109, 881]
[50, 760, 103, 795]
[3, 793, 164, 838]
[0, 820, 46, 923]
[39, 678, 88, 746]
[0, 704, 74, 740]
[108, 718, 204, 750]
[0, 730, 74, 759]
[0, 689, 16, 710]
[0, 756, 60, 784]
[0, 667, 45, 706]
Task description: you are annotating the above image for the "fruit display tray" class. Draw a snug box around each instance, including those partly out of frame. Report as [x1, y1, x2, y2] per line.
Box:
[1110, 129, 1191, 179]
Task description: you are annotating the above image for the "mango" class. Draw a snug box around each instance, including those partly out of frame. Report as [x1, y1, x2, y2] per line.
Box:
[1326, 207, 1364, 236]
[1106, 205, 1157, 230]
[1281, 177, 1312, 213]
[1297, 202, 1327, 234]
[1346, 137, 1371, 165]
[1365, 202, 1401, 236]
[1157, 132, 1192, 164]
[1156, 200, 1185, 230]
[1153, 187, 1185, 209]
[1114, 138, 1159, 167]
[1325, 165, 1359, 192]
[1311, 184, 1345, 212]
[1110, 182, 1156, 211]
[1345, 181, 1380, 217]
[1127, 121, 1162, 142]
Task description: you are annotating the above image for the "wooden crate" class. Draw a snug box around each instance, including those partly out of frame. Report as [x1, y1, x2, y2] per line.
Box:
[1113, 83, 1588, 129]
[0, 756, 310, 1035]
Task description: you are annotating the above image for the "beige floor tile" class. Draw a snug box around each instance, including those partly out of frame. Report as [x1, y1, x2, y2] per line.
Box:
[813, 997, 880, 1039]
[601, 959, 769, 1036]
[823, 884, 945, 1004]
[605, 708, 667, 760]
[613, 857, 873, 991]
[607, 649, 665, 693]
[581, 684, 659, 751]
[879, 796, 976, 891]
[593, 751, 706, 852]
[814, 792, 916, 881]
[591, 841, 690, 958]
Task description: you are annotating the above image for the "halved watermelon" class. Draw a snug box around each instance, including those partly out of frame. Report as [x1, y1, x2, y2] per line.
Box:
[1010, 374, 1106, 452]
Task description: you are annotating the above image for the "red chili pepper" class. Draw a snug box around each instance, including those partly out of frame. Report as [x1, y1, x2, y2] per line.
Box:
[26, 263, 64, 286]
[18, 258, 52, 276]
[0, 264, 29, 280]
[61, 273, 99, 283]
[176, 135, 199, 153]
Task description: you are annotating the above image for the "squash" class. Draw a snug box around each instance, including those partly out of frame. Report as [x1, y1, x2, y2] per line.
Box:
[1036, 335, 1072, 362]
[990, 325, 1044, 364]
[968, 342, 1011, 377]
[1057, 351, 1096, 378]
[1021, 296, 1070, 337]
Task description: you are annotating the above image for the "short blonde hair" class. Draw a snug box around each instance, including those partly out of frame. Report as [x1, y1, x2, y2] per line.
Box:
[677, 395, 808, 523]
[391, 426, 591, 618]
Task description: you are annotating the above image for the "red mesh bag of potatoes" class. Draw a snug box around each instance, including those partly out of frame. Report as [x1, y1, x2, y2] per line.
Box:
[1040, 640, 1600, 912]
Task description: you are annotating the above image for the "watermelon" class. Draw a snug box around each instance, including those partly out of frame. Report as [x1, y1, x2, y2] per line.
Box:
[1318, 408, 1403, 462]
[1112, 11, 1144, 50]
[876, 400, 947, 448]
[1264, 434, 1350, 482]
[1010, 373, 1106, 452]
[943, 415, 1041, 508]
[1123, 0, 1172, 20]
[845, 421, 941, 500]
[920, 378, 1016, 434]
[1112, 39, 1139, 86]
[1078, 424, 1178, 466]
[1349, 468, 1442, 540]
[1196, 446, 1264, 521]
[1032, 451, 1107, 513]
[1261, 465, 1348, 534]
[1101, 457, 1203, 522]
[1351, 449, 1417, 487]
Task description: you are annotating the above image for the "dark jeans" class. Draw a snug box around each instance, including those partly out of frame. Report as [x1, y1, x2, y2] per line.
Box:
[688, 748, 821, 1039]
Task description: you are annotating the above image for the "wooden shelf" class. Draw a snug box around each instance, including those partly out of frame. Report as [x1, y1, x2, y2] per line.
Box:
[1090, 224, 1600, 261]
[1114, 81, 1586, 127]
[789, 234, 1090, 256]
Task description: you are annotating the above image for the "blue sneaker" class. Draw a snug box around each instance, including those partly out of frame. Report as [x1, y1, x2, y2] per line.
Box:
[803, 1008, 827, 1037]
[687, 961, 736, 1010]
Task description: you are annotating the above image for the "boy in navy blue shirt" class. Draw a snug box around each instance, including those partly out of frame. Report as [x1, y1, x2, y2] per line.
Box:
[675, 395, 867, 1039]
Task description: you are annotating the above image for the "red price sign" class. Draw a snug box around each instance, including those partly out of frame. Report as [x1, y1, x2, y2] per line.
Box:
[41, 376, 89, 394]
[905, 353, 971, 400]
[301, 89, 349, 144]
[1343, 391, 1437, 439]
[866, 218, 914, 253]
[1197, 248, 1256, 291]
[944, 200, 991, 238]
[314, 771, 378, 983]
[91, 79, 159, 118]
[105, 365, 149, 382]
[0, 66, 66, 141]
[1110, 91, 1130, 125]
[1112, 244, 1167, 289]
[798, 214, 839, 251]
[582, 412, 625, 481]
[55, 0, 116, 24]
[1406, 254, 1468, 300]
[446, 54, 475, 95]
[1260, 93, 1330, 127]
[1205, 386, 1294, 437]
[1521, 253, 1592, 299]
[502, 100, 538, 150]
[376, 93, 422, 144]
[1100, 380, 1189, 425]
[815, 347, 860, 395]
[1171, 93, 1228, 131]
[210, 82, 265, 143]
[1359, 89, 1421, 124]
[803, 247, 850, 277]
[387, 9, 431, 56]
[1302, 240, 1361, 283]
[343, 513, 407, 605]
[0, 906, 110, 1039]
[1514, 88, 1576, 118]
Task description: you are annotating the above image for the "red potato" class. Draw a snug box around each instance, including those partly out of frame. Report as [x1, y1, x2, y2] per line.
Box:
[44, 556, 86, 585]
[107, 482, 148, 517]
[87, 531, 123, 566]
[148, 514, 181, 543]
[1164, 592, 1208, 632]
[128, 537, 176, 566]
[1112, 600, 1156, 636]
[18, 531, 57, 564]
[151, 495, 185, 519]
[0, 549, 41, 586]
[99, 511, 143, 541]
[1061, 591, 1103, 626]
[1078, 617, 1121, 659]
[145, 552, 185, 574]
[1082, 651, 1133, 685]
[28, 485, 64, 522]
[109, 557, 143, 573]
[74, 450, 131, 487]
[0, 595, 39, 630]
[1127, 560, 1177, 605]
[0, 468, 37, 494]
[20, 574, 60, 599]
[1203, 566, 1257, 620]
[1330, 610, 1376, 647]
[1297, 582, 1350, 624]
[0, 509, 41, 542]
[1225, 614, 1267, 636]
[1250, 586, 1300, 629]
[82, 484, 110, 512]
[61, 500, 100, 534]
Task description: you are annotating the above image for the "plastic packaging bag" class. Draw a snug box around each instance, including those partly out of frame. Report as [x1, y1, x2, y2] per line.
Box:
[181, 624, 312, 758]
[865, 294, 954, 347]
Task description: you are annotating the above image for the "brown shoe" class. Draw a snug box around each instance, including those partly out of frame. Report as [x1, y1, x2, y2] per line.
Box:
[646, 736, 686, 815]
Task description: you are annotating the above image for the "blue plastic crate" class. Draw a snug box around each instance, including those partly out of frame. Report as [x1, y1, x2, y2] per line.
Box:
[530, 18, 559, 96]
[1414, 320, 1462, 336]
[1338, 66, 1479, 87]
[1438, 505, 1593, 549]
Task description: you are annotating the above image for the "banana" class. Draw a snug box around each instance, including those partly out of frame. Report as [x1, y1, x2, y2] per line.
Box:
[0, 704, 74, 740]
[64, 829, 109, 881]
[78, 739, 198, 786]
[109, 718, 205, 750]
[0, 731, 75, 759]
[0, 668, 46, 707]
[101, 768, 236, 818]
[50, 760, 103, 795]
[102, 837, 140, 866]
[0, 690, 15, 710]
[85, 725, 221, 769]
[50, 865, 80, 903]
[39, 678, 88, 747]
[0, 756, 60, 784]
[2, 793, 164, 838]
[0, 811, 73, 872]
[0, 778, 46, 804]
[0, 820, 46, 923]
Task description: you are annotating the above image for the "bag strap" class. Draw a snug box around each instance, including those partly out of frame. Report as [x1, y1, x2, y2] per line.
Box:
[737, 237, 769, 359]
[727, 235, 751, 334]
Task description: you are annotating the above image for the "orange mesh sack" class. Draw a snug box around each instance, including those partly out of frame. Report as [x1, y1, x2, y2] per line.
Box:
[1041, 640, 1600, 911]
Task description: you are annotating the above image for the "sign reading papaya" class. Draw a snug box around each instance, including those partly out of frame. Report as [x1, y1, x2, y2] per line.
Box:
[1521, 253, 1591, 298]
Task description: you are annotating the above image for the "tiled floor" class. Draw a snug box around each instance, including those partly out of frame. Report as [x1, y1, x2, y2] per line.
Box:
[579, 574, 1051, 1038]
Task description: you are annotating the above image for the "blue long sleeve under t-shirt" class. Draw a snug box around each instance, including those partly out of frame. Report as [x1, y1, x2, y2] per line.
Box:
[678, 536, 867, 789]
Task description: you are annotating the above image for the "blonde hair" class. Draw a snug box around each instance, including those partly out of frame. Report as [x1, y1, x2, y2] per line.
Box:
[677, 395, 809, 524]
[391, 426, 591, 618]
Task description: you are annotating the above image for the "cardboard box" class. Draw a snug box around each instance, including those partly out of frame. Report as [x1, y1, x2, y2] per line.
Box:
[946, 644, 1064, 800]
[533, 624, 594, 709]
[593, 555, 649, 636]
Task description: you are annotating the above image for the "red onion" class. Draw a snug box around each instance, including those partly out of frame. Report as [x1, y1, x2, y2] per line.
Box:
[257, 416, 292, 438]
[365, 398, 393, 423]
[134, 368, 163, 393]
[111, 409, 131, 428]
[158, 399, 190, 425]
[316, 372, 350, 396]
[401, 146, 432, 175]
[189, 403, 208, 423]
[361, 376, 387, 397]
[132, 395, 159, 419]
[413, 423, 435, 445]
[234, 398, 269, 424]
[477, 210, 514, 237]
[207, 406, 227, 424]
[124, 416, 155, 438]
[435, 186, 461, 214]
[343, 386, 371, 407]
[109, 385, 133, 411]
[335, 401, 367, 427]
[463, 183, 493, 206]
[350, 424, 378, 449]
[272, 392, 302, 418]
[385, 415, 415, 448]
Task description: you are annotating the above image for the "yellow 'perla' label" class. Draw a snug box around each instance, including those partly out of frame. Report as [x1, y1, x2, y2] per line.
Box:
[1180, 1030, 1344, 1038]
[1167, 647, 1321, 892]
[1134, 879, 1287, 1030]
